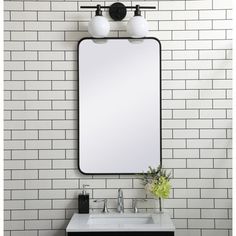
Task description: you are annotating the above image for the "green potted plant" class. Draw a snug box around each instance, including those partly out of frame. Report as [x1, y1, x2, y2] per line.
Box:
[139, 165, 171, 212]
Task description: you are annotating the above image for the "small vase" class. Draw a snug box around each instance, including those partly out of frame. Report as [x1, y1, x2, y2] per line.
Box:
[154, 197, 164, 213]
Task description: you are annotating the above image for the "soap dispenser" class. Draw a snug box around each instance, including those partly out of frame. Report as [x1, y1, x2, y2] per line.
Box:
[78, 184, 90, 214]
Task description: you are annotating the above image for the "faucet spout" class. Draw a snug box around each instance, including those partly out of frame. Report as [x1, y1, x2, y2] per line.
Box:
[117, 188, 124, 213]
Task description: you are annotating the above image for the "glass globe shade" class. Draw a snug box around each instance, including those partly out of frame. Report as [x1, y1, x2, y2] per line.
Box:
[88, 16, 110, 38]
[127, 16, 148, 38]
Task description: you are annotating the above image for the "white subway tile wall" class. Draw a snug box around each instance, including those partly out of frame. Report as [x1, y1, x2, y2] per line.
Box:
[4, 0, 232, 235]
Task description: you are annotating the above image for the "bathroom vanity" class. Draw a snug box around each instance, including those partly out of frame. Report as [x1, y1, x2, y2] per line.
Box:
[66, 213, 175, 236]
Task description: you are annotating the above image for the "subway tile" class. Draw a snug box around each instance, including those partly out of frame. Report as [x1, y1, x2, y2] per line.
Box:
[39, 170, 65, 179]
[11, 210, 38, 220]
[12, 91, 38, 100]
[159, 1, 185, 10]
[12, 190, 38, 200]
[39, 189, 65, 199]
[26, 121, 51, 130]
[25, 42, 51, 51]
[200, 90, 226, 99]
[4, 200, 24, 210]
[26, 141, 51, 150]
[25, 200, 51, 209]
[173, 110, 199, 119]
[213, 20, 232, 30]
[4, 22, 24, 31]
[174, 169, 200, 178]
[200, 110, 226, 119]
[174, 149, 199, 159]
[3, 2, 233, 234]
[173, 11, 198, 20]
[39, 209, 65, 219]
[4, 42, 24, 51]
[26, 180, 52, 189]
[11, 32, 38, 41]
[200, 50, 225, 59]
[188, 219, 214, 228]
[187, 179, 213, 188]
[200, 129, 226, 138]
[186, 40, 212, 50]
[25, 220, 51, 230]
[11, 231, 37, 236]
[4, 221, 24, 230]
[201, 169, 227, 178]
[5, 61, 24, 71]
[39, 52, 65, 61]
[52, 2, 77, 11]
[11, 12, 37, 21]
[200, 30, 226, 40]
[25, 61, 51, 71]
[39, 71, 65, 81]
[38, 12, 64, 21]
[200, 70, 225, 79]
[12, 71, 38, 81]
[174, 189, 200, 198]
[201, 189, 228, 198]
[159, 21, 185, 30]
[53, 160, 76, 169]
[173, 70, 199, 80]
[200, 10, 226, 19]
[187, 0, 212, 9]
[187, 139, 213, 148]
[12, 170, 38, 180]
[215, 199, 232, 209]
[24, 2, 50, 11]
[202, 230, 229, 236]
[187, 159, 213, 168]
[4, 1, 23, 10]
[52, 22, 78, 31]
[39, 150, 65, 159]
[186, 60, 212, 70]
[4, 141, 25, 150]
[146, 11, 171, 20]
[200, 149, 226, 159]
[38, 32, 65, 41]
[214, 179, 232, 188]
[5, 180, 24, 189]
[188, 199, 214, 208]
[187, 100, 213, 109]
[213, 0, 232, 9]
[186, 20, 212, 30]
[26, 160, 51, 169]
[106, 179, 132, 189]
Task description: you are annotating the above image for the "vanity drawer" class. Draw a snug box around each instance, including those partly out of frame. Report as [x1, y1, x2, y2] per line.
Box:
[68, 232, 174, 236]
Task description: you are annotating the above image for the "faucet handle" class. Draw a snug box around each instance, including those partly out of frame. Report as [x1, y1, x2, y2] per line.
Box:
[94, 199, 109, 213]
[118, 188, 123, 197]
[132, 199, 147, 213]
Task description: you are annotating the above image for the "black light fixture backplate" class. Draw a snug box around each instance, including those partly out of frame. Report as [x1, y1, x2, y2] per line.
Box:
[109, 2, 127, 21]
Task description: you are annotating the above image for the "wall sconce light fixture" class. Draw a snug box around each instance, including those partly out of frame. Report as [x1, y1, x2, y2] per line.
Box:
[87, 5, 110, 38]
[81, 3, 155, 38]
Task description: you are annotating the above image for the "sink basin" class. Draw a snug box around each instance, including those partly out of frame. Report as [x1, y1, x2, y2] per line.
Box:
[66, 213, 175, 232]
[88, 214, 154, 225]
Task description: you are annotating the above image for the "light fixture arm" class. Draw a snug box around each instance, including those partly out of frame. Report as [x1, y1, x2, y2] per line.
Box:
[80, 3, 156, 21]
[134, 5, 141, 16]
[95, 4, 103, 16]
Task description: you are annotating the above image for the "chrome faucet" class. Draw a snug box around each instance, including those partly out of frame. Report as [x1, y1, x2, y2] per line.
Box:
[117, 188, 124, 213]
[94, 199, 109, 213]
[132, 199, 147, 213]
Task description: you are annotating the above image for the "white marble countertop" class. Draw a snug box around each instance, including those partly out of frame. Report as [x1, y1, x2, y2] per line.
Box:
[66, 213, 175, 232]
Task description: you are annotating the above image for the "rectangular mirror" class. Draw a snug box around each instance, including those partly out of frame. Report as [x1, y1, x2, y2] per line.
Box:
[78, 38, 161, 174]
